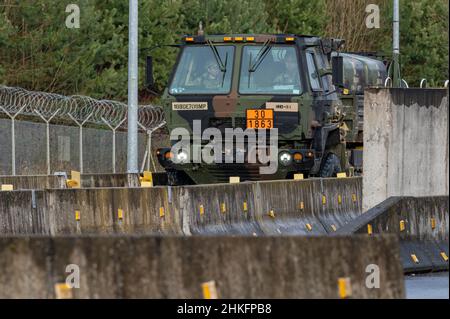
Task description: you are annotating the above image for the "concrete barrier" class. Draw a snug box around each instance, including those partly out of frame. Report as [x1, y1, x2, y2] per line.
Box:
[0, 172, 169, 190]
[336, 196, 449, 273]
[0, 177, 362, 236]
[0, 175, 65, 190]
[81, 173, 168, 188]
[363, 88, 449, 211]
[256, 177, 362, 235]
[0, 235, 405, 298]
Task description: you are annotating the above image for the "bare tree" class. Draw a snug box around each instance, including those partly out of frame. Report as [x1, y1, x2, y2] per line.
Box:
[324, 0, 388, 52]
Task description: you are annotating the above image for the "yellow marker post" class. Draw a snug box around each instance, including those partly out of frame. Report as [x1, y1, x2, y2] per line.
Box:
[294, 173, 304, 180]
[268, 210, 275, 218]
[338, 277, 352, 299]
[66, 170, 81, 189]
[352, 194, 357, 202]
[118, 208, 124, 220]
[199, 205, 204, 216]
[306, 223, 312, 231]
[440, 252, 448, 262]
[54, 283, 73, 299]
[141, 181, 153, 188]
[143, 171, 153, 181]
[159, 207, 165, 218]
[337, 172, 347, 178]
[338, 195, 342, 205]
[399, 220, 406, 232]
[75, 210, 81, 221]
[367, 224, 373, 235]
[322, 195, 326, 205]
[202, 281, 218, 299]
[140, 171, 153, 187]
[431, 218, 436, 230]
[220, 203, 226, 214]
[299, 201, 304, 210]
[243, 201, 248, 212]
[0, 184, 13, 191]
[411, 254, 419, 264]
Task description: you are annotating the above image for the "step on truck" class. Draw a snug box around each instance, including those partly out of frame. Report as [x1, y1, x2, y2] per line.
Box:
[148, 34, 387, 185]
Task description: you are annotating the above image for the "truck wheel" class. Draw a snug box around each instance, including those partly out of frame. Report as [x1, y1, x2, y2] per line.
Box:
[167, 170, 193, 186]
[319, 153, 342, 178]
[167, 171, 178, 186]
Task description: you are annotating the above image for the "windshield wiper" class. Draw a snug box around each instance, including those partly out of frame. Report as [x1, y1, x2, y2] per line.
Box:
[207, 39, 226, 72]
[221, 52, 228, 87]
[247, 40, 272, 88]
[248, 39, 272, 72]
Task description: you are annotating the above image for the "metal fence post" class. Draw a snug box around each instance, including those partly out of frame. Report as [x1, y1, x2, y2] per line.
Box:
[68, 112, 93, 173]
[102, 117, 127, 173]
[0, 104, 27, 175]
[34, 109, 60, 175]
[127, 0, 139, 174]
[138, 121, 165, 172]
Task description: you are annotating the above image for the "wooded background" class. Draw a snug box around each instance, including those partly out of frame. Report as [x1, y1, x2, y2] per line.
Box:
[0, 0, 448, 101]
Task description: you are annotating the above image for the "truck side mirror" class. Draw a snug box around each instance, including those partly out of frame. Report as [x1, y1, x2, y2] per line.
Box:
[332, 56, 344, 88]
[145, 56, 154, 88]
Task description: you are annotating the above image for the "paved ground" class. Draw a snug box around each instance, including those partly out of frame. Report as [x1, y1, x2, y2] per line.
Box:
[404, 272, 449, 299]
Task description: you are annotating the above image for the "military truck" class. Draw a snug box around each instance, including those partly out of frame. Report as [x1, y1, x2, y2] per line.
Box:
[148, 34, 386, 185]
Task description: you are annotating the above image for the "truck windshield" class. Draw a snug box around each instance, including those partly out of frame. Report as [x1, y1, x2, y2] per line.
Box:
[169, 45, 234, 94]
[239, 45, 302, 95]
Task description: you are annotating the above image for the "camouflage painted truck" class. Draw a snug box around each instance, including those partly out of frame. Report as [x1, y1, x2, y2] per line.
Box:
[148, 34, 387, 185]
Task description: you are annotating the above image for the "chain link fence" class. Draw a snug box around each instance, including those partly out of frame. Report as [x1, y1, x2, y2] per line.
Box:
[0, 86, 167, 175]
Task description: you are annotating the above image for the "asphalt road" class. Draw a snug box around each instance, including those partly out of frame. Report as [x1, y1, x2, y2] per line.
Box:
[404, 272, 449, 299]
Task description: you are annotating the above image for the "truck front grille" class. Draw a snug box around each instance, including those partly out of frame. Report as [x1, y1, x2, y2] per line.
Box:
[205, 163, 271, 182]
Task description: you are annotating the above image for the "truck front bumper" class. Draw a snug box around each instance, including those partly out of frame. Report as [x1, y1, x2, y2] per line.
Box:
[157, 148, 316, 184]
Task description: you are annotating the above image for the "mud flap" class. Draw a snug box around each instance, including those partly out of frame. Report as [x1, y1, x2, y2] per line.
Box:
[311, 123, 341, 174]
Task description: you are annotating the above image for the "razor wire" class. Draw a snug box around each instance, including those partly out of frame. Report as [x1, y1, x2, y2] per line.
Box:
[0, 85, 166, 130]
[0, 86, 166, 175]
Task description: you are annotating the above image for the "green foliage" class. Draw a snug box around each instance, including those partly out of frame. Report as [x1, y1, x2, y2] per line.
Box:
[394, 0, 448, 87]
[0, 0, 448, 100]
[264, 0, 327, 35]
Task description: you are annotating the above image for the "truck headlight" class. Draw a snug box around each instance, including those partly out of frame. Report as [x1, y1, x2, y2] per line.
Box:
[279, 151, 292, 166]
[174, 150, 189, 164]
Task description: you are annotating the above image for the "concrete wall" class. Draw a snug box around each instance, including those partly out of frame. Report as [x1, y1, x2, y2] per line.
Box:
[337, 196, 449, 273]
[0, 235, 404, 299]
[81, 173, 168, 188]
[0, 177, 362, 236]
[363, 88, 449, 211]
[0, 173, 168, 190]
[0, 175, 66, 190]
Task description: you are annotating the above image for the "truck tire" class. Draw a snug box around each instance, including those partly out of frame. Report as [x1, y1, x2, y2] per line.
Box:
[167, 170, 194, 186]
[167, 171, 178, 186]
[318, 153, 341, 178]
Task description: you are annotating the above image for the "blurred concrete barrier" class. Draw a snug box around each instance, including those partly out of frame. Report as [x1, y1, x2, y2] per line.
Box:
[363, 88, 449, 211]
[81, 173, 168, 187]
[0, 172, 169, 190]
[254, 178, 362, 235]
[336, 196, 449, 273]
[0, 175, 66, 190]
[0, 177, 362, 236]
[0, 235, 404, 299]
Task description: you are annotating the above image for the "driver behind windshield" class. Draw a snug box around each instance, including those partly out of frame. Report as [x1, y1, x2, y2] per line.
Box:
[274, 53, 300, 85]
[194, 59, 222, 89]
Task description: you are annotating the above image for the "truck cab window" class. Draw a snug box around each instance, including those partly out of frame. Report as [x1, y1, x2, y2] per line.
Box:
[239, 46, 302, 95]
[169, 45, 234, 94]
[306, 52, 321, 91]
